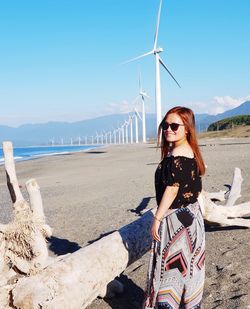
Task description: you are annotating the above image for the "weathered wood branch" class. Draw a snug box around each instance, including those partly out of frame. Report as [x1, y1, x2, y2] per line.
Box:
[205, 190, 226, 201]
[225, 167, 243, 207]
[199, 167, 250, 227]
[0, 141, 52, 279]
[3, 141, 29, 208]
[26, 179, 52, 238]
[199, 192, 250, 227]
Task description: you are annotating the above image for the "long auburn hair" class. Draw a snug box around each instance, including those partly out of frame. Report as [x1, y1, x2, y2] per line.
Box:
[157, 106, 205, 176]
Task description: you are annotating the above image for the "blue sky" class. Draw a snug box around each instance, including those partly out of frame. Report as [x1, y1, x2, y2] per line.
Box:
[0, 0, 249, 126]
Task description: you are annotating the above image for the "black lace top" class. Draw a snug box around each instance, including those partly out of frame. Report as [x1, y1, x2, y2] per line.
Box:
[155, 155, 202, 209]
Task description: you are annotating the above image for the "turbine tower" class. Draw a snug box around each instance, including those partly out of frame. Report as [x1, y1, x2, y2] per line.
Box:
[95, 132, 99, 144]
[139, 72, 149, 143]
[118, 128, 121, 144]
[121, 125, 125, 144]
[129, 115, 133, 144]
[125, 120, 129, 144]
[113, 129, 117, 145]
[134, 107, 142, 144]
[104, 132, 108, 144]
[124, 0, 181, 131]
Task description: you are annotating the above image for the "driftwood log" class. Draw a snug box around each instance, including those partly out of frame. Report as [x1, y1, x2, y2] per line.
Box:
[0, 141, 249, 308]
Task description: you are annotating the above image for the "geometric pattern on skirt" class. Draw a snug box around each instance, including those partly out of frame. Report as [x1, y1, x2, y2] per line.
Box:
[143, 202, 205, 309]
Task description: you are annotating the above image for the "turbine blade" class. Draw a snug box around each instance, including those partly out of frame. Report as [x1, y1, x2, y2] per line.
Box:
[134, 108, 142, 121]
[122, 50, 154, 65]
[139, 71, 142, 92]
[132, 95, 140, 105]
[153, 0, 163, 51]
[159, 57, 181, 88]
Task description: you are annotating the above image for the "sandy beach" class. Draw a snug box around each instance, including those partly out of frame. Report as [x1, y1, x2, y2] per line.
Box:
[0, 138, 249, 308]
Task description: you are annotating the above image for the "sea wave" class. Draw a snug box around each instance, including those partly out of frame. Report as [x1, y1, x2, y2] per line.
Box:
[33, 151, 69, 157]
[0, 145, 101, 165]
[0, 156, 23, 164]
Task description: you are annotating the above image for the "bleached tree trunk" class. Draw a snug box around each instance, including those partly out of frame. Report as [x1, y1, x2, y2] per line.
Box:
[11, 210, 154, 309]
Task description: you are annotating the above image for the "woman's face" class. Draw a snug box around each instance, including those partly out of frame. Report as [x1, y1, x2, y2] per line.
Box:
[163, 113, 187, 144]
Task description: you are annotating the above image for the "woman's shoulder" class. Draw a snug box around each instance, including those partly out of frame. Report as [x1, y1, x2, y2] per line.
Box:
[162, 154, 195, 162]
[171, 147, 194, 160]
[168, 149, 197, 171]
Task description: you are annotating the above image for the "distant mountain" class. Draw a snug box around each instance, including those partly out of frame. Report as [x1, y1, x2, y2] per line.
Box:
[0, 114, 156, 146]
[196, 101, 250, 131]
[1, 101, 250, 146]
[217, 100, 250, 118]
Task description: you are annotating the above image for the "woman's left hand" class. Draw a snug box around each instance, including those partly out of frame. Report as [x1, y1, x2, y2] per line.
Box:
[151, 219, 161, 242]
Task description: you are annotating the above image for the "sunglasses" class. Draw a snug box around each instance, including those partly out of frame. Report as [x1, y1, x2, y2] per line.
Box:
[161, 122, 185, 132]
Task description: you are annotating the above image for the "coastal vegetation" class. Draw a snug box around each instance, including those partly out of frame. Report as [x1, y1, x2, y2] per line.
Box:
[199, 115, 250, 139]
[207, 115, 250, 131]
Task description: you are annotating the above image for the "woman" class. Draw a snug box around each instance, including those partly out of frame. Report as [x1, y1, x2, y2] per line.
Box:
[144, 106, 206, 309]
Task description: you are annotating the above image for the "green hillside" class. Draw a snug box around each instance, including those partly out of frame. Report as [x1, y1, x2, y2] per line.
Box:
[207, 115, 250, 131]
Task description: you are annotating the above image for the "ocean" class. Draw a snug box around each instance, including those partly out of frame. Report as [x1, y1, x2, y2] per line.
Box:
[0, 145, 100, 164]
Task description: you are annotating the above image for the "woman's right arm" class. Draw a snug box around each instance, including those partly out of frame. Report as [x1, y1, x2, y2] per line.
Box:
[151, 185, 179, 241]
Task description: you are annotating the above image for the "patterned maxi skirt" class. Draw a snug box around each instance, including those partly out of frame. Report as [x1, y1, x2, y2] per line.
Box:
[143, 202, 205, 309]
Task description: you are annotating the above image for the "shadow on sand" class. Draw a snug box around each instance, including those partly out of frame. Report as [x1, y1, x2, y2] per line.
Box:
[48, 236, 81, 255]
[205, 224, 249, 232]
[103, 274, 145, 309]
[87, 230, 117, 245]
[128, 196, 155, 216]
[85, 151, 107, 154]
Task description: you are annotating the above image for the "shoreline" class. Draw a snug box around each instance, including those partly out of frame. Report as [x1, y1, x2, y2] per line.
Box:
[0, 144, 103, 165]
[0, 140, 249, 308]
[1, 135, 250, 165]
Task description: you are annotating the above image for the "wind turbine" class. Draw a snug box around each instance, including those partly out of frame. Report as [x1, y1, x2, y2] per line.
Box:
[124, 120, 129, 144]
[134, 107, 142, 143]
[100, 133, 104, 144]
[118, 127, 121, 144]
[138, 72, 149, 143]
[129, 115, 134, 144]
[49, 138, 54, 146]
[113, 129, 117, 145]
[107, 131, 111, 144]
[124, 0, 181, 131]
[104, 132, 108, 144]
[121, 124, 125, 144]
[95, 132, 99, 144]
